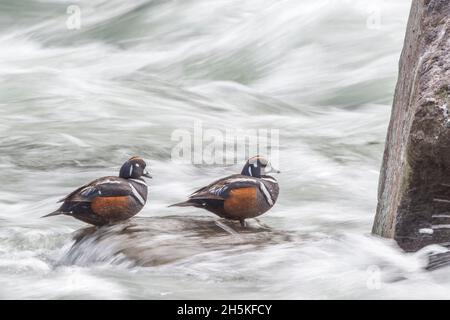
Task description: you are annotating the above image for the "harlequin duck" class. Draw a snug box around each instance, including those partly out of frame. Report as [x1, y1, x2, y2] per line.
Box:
[43, 157, 151, 226]
[169, 156, 280, 227]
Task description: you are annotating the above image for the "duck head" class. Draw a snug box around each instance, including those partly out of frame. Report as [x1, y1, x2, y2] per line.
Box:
[119, 156, 152, 179]
[241, 155, 280, 178]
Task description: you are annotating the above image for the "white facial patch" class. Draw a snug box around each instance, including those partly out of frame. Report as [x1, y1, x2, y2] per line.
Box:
[135, 163, 140, 167]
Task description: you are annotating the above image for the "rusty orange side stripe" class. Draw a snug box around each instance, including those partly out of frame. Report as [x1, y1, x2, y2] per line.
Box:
[224, 187, 257, 214]
[91, 196, 131, 216]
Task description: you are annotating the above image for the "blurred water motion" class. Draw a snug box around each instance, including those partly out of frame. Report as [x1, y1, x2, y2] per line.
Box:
[1, 0, 441, 300]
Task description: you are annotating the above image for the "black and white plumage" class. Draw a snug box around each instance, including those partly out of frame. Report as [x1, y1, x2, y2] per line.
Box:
[170, 156, 280, 226]
[43, 157, 151, 226]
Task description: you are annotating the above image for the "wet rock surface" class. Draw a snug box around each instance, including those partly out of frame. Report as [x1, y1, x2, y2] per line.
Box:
[60, 216, 296, 267]
[373, 0, 450, 253]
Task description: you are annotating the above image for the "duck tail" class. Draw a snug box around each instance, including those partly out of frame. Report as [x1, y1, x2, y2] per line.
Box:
[41, 210, 63, 218]
[168, 201, 198, 208]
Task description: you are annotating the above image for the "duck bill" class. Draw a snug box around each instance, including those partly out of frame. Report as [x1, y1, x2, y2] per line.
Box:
[266, 167, 280, 174]
[143, 171, 152, 179]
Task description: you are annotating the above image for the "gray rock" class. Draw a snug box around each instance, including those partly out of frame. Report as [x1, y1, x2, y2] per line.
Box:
[59, 216, 295, 267]
[373, 0, 450, 251]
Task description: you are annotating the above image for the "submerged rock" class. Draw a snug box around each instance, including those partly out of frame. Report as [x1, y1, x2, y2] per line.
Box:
[59, 216, 294, 267]
[373, 0, 450, 252]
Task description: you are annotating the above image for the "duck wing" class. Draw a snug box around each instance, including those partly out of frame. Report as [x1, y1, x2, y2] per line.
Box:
[189, 174, 259, 201]
[58, 176, 132, 203]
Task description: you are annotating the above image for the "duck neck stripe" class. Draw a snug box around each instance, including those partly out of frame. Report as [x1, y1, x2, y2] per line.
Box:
[259, 182, 274, 206]
[261, 176, 278, 184]
[129, 183, 145, 206]
[129, 179, 147, 187]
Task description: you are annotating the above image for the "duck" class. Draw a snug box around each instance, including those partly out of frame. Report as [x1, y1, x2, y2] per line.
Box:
[43, 156, 151, 226]
[169, 156, 280, 227]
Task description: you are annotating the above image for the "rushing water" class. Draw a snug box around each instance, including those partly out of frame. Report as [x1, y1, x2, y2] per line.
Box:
[3, 0, 448, 300]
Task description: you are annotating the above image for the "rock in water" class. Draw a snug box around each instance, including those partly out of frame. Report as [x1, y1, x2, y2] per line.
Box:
[373, 0, 450, 252]
[59, 216, 294, 267]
